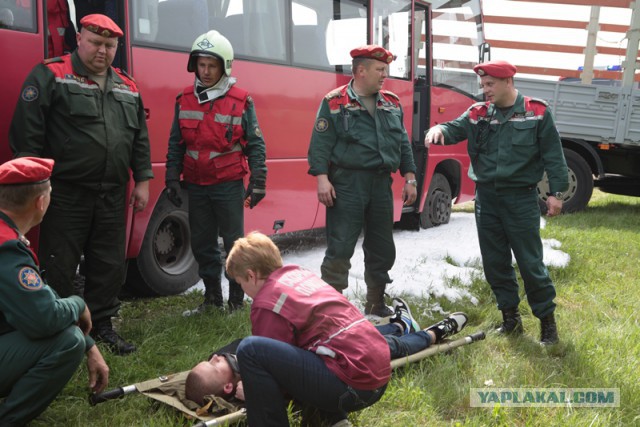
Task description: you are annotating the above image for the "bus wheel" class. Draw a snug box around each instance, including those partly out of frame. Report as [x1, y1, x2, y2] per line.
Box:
[125, 192, 199, 296]
[537, 148, 593, 214]
[420, 173, 452, 229]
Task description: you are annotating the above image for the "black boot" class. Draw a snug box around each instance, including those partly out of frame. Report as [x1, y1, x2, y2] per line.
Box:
[496, 307, 524, 335]
[364, 287, 393, 317]
[540, 313, 559, 345]
[183, 279, 223, 317]
[228, 280, 245, 312]
[91, 319, 136, 355]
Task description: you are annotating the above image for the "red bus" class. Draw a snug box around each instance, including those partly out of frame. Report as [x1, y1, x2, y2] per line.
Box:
[0, 0, 480, 296]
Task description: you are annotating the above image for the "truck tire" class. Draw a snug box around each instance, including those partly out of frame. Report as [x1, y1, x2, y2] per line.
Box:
[125, 192, 199, 296]
[420, 173, 452, 229]
[537, 148, 593, 214]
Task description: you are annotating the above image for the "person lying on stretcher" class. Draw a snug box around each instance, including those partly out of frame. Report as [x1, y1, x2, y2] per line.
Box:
[187, 232, 468, 426]
[186, 300, 468, 405]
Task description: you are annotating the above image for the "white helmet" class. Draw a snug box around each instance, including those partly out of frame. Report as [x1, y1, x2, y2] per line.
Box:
[187, 30, 234, 76]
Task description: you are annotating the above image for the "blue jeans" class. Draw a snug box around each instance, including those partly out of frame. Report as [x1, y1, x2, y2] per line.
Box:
[237, 336, 387, 426]
[376, 324, 433, 359]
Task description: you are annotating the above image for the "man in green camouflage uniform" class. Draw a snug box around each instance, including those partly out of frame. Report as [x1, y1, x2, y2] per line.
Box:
[0, 157, 109, 425]
[308, 45, 417, 317]
[9, 14, 153, 354]
[425, 60, 568, 345]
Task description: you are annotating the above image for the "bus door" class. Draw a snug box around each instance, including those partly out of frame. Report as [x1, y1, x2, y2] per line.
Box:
[0, 0, 42, 162]
[411, 2, 430, 205]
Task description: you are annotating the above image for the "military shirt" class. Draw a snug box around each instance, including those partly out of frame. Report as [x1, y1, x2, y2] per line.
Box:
[0, 212, 94, 350]
[438, 92, 568, 193]
[9, 51, 153, 190]
[307, 81, 416, 176]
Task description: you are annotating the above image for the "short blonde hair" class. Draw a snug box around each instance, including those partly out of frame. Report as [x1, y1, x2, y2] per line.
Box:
[226, 232, 283, 281]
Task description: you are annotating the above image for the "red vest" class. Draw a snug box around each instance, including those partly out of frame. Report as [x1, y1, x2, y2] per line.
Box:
[251, 266, 391, 390]
[177, 85, 249, 185]
[47, 0, 70, 58]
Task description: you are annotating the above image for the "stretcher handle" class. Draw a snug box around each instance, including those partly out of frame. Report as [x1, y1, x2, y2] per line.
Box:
[468, 331, 486, 342]
[89, 385, 136, 406]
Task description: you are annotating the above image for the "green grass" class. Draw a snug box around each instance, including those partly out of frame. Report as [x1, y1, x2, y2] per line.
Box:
[30, 191, 640, 426]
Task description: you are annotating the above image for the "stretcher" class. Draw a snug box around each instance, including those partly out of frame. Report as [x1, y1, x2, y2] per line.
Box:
[90, 331, 485, 426]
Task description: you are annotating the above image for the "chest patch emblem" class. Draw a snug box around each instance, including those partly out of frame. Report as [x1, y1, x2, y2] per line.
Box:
[19, 267, 43, 291]
[314, 118, 329, 133]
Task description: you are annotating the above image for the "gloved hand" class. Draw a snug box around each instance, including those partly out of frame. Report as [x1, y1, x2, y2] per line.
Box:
[244, 172, 266, 209]
[165, 168, 183, 207]
[166, 180, 182, 207]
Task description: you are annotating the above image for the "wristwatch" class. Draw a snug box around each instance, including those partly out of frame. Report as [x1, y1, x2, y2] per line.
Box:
[405, 179, 417, 187]
[550, 192, 564, 199]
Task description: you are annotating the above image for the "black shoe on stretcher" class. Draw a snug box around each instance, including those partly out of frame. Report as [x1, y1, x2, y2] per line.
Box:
[425, 312, 468, 343]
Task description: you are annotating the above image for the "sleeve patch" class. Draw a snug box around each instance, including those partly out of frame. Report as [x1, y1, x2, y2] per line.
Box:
[18, 267, 43, 291]
[254, 126, 263, 138]
[21, 86, 39, 102]
[314, 118, 329, 133]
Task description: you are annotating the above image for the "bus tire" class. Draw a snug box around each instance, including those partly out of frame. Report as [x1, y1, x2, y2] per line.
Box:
[538, 148, 593, 214]
[125, 190, 199, 296]
[420, 173, 452, 229]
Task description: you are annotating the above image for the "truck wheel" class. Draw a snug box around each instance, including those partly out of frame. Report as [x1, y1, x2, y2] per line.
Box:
[537, 148, 593, 214]
[125, 193, 199, 296]
[420, 173, 452, 229]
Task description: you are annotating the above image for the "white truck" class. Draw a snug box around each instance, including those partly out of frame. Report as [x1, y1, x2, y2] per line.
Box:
[516, 74, 640, 212]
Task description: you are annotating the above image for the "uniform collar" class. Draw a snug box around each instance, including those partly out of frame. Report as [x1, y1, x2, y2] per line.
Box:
[347, 80, 382, 103]
[71, 51, 121, 84]
[0, 211, 29, 245]
[0, 211, 18, 231]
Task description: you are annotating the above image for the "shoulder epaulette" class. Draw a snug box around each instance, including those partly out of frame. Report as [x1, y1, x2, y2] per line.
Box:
[381, 89, 399, 101]
[43, 57, 64, 65]
[325, 87, 343, 100]
[115, 67, 136, 82]
[529, 97, 549, 107]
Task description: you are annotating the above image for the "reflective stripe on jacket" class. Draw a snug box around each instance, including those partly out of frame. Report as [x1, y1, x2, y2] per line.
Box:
[177, 85, 249, 185]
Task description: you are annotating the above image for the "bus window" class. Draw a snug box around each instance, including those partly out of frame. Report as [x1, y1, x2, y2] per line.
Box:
[373, 0, 411, 80]
[132, 0, 159, 43]
[136, 0, 287, 63]
[431, 0, 484, 97]
[217, 0, 286, 61]
[153, 0, 209, 49]
[292, 1, 330, 68]
[0, 0, 36, 32]
[325, 0, 367, 69]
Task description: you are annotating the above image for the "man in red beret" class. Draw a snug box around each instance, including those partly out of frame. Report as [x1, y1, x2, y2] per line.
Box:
[308, 44, 417, 317]
[424, 60, 568, 345]
[9, 13, 153, 355]
[0, 157, 109, 425]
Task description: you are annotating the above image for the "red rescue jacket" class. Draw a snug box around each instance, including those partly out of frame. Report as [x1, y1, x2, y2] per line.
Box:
[251, 265, 391, 390]
[47, 0, 71, 58]
[177, 85, 249, 185]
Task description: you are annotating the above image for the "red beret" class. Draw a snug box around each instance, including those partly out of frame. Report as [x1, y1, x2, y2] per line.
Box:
[473, 60, 517, 78]
[350, 45, 395, 64]
[80, 14, 123, 38]
[0, 158, 54, 185]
